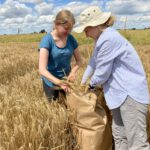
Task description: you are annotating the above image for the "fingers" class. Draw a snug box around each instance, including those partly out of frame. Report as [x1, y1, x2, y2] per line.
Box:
[60, 83, 72, 93]
[63, 86, 72, 93]
[67, 75, 76, 82]
[67, 77, 73, 82]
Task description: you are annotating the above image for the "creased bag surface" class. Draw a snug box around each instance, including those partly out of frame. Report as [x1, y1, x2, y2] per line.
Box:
[66, 90, 112, 150]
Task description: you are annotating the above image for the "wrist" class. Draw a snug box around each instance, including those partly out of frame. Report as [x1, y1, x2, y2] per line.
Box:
[70, 70, 76, 75]
[71, 67, 79, 74]
[55, 79, 62, 86]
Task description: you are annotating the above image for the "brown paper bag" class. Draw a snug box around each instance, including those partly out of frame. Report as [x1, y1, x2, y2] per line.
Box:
[66, 90, 112, 150]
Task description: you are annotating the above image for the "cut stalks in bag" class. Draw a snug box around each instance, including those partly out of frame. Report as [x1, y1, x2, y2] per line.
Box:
[66, 87, 113, 150]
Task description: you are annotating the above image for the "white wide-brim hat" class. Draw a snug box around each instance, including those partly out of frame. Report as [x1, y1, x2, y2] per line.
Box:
[74, 6, 111, 33]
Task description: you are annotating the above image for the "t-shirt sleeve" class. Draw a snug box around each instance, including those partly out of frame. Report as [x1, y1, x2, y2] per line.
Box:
[38, 34, 51, 52]
[70, 34, 78, 50]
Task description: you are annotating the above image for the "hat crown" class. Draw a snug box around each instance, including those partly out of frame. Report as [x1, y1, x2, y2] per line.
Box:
[74, 6, 111, 33]
[79, 6, 102, 25]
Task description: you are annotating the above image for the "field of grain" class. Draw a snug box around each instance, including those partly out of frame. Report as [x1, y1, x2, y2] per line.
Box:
[0, 30, 150, 149]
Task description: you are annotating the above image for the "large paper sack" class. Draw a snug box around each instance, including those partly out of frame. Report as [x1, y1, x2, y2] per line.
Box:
[66, 91, 112, 150]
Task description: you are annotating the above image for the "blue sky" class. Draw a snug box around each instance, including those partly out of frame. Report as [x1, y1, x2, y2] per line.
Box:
[0, 0, 150, 35]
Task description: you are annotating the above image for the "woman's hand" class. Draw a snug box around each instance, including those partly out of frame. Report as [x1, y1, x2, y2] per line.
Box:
[67, 72, 76, 82]
[58, 81, 72, 93]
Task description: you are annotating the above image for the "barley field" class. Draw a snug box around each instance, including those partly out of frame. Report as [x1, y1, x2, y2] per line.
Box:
[0, 30, 150, 150]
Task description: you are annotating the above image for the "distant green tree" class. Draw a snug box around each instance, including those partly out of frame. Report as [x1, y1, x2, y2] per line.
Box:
[39, 29, 46, 33]
[132, 28, 136, 30]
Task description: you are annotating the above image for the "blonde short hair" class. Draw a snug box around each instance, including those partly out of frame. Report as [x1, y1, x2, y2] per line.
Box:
[54, 10, 75, 28]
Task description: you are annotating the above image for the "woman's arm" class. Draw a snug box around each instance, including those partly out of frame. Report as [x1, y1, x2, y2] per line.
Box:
[81, 65, 94, 84]
[39, 48, 71, 92]
[67, 48, 82, 81]
[80, 53, 96, 84]
[90, 40, 115, 87]
[39, 48, 62, 85]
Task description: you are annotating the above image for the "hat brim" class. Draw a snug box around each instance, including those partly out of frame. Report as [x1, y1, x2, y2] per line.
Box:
[74, 12, 111, 33]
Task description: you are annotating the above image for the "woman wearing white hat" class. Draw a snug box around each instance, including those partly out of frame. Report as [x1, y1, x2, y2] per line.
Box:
[74, 6, 150, 150]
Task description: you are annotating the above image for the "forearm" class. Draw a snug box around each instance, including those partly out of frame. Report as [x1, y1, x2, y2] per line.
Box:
[71, 64, 80, 74]
[39, 69, 61, 85]
[70, 61, 81, 74]
[81, 65, 94, 84]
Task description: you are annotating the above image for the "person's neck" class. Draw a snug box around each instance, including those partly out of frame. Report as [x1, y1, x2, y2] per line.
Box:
[52, 30, 67, 40]
[95, 26, 107, 40]
[95, 31, 102, 40]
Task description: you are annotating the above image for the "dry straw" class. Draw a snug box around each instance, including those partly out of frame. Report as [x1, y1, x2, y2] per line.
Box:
[0, 32, 150, 149]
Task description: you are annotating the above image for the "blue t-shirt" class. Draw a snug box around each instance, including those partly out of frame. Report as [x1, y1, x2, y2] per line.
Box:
[39, 33, 78, 87]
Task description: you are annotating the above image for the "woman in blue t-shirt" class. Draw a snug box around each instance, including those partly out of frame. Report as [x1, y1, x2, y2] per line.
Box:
[39, 10, 82, 101]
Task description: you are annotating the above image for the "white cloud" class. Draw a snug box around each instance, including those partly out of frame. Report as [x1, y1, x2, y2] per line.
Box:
[0, 0, 32, 18]
[18, 0, 43, 4]
[59, 2, 89, 15]
[36, 15, 54, 24]
[35, 2, 54, 15]
[4, 18, 24, 24]
[113, 13, 150, 29]
[107, 0, 150, 15]
[24, 15, 37, 23]
[137, 13, 150, 22]
[104, 0, 150, 29]
[54, 1, 100, 16]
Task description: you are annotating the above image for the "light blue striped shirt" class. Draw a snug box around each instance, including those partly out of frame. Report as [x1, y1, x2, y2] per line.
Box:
[81, 27, 150, 109]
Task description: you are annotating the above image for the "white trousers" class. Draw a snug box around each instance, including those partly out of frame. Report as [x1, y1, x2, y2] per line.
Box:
[111, 96, 150, 150]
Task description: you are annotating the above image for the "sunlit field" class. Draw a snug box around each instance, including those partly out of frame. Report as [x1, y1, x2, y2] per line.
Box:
[0, 29, 150, 149]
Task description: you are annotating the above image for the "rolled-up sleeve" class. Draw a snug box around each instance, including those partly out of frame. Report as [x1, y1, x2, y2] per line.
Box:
[81, 52, 96, 84]
[90, 40, 116, 86]
[81, 65, 94, 84]
[89, 55, 96, 69]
